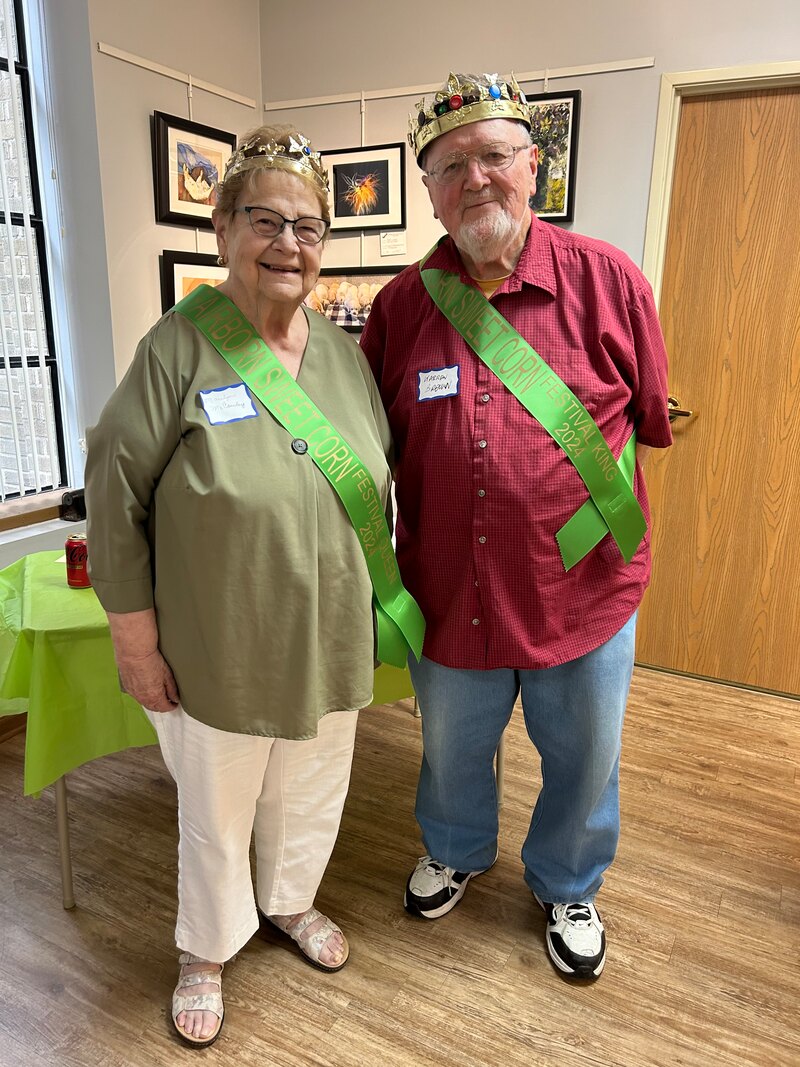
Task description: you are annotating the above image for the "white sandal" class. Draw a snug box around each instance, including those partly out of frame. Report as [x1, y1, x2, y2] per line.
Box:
[172, 952, 224, 1048]
[267, 907, 350, 972]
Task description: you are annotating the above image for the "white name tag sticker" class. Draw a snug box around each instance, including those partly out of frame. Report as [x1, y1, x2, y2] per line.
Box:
[417, 365, 460, 401]
[198, 383, 258, 425]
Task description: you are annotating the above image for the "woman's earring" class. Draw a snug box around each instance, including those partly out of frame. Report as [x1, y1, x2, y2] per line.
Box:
[217, 254, 228, 267]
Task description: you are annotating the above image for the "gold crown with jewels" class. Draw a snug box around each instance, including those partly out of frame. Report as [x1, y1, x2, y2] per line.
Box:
[409, 72, 532, 161]
[222, 132, 330, 194]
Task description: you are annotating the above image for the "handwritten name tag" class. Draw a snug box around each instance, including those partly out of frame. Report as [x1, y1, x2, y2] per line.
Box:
[199, 383, 258, 425]
[417, 365, 460, 401]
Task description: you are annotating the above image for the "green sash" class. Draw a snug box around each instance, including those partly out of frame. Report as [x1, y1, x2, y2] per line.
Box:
[419, 255, 646, 570]
[175, 285, 425, 668]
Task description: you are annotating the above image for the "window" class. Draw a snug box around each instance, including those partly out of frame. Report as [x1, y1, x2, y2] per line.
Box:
[0, 0, 65, 502]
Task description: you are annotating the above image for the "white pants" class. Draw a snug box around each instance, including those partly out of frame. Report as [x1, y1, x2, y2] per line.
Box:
[146, 706, 359, 963]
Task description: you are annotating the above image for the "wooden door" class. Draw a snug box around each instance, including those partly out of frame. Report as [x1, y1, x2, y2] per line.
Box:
[637, 86, 800, 697]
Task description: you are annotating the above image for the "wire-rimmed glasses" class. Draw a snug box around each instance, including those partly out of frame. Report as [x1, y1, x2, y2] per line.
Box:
[426, 141, 530, 186]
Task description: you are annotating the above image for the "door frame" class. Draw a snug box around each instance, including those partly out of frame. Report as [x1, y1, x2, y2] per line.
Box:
[638, 61, 800, 697]
[642, 61, 800, 301]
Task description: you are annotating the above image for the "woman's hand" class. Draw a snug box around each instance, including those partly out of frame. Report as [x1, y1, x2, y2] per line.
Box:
[117, 648, 180, 712]
[106, 608, 180, 713]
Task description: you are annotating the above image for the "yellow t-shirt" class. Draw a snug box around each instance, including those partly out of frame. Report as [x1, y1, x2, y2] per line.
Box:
[473, 275, 511, 298]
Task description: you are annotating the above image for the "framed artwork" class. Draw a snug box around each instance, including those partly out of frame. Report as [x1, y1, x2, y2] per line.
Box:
[320, 143, 406, 232]
[304, 265, 408, 332]
[160, 250, 227, 312]
[152, 111, 236, 229]
[527, 90, 581, 223]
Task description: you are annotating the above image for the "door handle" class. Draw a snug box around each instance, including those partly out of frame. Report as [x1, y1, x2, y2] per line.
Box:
[668, 394, 695, 421]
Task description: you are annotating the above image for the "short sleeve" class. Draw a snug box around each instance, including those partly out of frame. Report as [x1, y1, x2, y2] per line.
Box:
[630, 283, 673, 449]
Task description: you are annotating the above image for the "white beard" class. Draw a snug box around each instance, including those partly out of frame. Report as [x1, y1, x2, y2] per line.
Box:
[455, 205, 517, 266]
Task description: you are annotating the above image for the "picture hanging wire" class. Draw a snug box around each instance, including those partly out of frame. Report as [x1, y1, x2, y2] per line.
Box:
[182, 73, 204, 253]
[360, 89, 366, 267]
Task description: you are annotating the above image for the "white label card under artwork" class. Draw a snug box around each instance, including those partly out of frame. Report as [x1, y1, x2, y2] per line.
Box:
[417, 365, 460, 401]
[380, 230, 407, 256]
[198, 383, 259, 424]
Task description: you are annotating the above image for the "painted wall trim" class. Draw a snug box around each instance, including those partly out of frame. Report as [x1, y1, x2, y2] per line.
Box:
[264, 56, 656, 112]
[96, 41, 257, 109]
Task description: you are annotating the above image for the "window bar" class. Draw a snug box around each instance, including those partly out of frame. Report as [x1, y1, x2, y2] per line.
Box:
[0, 308, 24, 499]
[0, 1, 42, 493]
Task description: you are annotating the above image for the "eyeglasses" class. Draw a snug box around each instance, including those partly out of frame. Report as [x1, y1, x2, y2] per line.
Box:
[426, 141, 530, 186]
[236, 206, 329, 245]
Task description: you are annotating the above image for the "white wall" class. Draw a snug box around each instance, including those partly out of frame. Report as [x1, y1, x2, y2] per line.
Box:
[260, 0, 800, 266]
[32, 0, 115, 477]
[87, 0, 263, 379]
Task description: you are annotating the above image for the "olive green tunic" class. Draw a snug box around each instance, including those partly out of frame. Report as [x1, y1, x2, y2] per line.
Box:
[85, 307, 392, 738]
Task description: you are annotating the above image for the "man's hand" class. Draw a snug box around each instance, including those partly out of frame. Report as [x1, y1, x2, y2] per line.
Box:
[117, 648, 180, 712]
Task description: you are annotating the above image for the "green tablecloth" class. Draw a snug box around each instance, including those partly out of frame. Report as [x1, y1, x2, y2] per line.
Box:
[371, 662, 416, 706]
[0, 551, 157, 794]
[0, 551, 415, 795]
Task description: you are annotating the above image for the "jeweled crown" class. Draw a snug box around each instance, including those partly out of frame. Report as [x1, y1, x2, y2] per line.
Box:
[223, 132, 330, 194]
[410, 72, 532, 162]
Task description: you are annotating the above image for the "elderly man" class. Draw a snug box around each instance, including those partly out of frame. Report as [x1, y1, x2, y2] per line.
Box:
[360, 72, 672, 982]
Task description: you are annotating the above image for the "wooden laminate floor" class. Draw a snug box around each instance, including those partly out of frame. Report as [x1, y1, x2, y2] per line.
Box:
[0, 668, 798, 1067]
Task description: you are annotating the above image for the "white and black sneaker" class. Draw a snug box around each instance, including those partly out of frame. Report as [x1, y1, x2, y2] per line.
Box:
[404, 855, 486, 919]
[535, 895, 606, 980]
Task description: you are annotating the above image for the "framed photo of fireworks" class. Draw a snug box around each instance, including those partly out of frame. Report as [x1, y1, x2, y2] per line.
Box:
[160, 250, 228, 312]
[527, 90, 581, 223]
[152, 111, 237, 230]
[320, 143, 406, 232]
[303, 264, 408, 332]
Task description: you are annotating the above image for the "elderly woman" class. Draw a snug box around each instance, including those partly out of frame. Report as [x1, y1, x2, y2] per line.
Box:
[84, 126, 394, 1048]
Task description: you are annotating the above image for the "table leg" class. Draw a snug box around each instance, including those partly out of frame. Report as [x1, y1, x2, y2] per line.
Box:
[54, 776, 76, 909]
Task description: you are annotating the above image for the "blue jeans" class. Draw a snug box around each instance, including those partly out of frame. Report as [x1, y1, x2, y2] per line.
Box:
[407, 613, 636, 904]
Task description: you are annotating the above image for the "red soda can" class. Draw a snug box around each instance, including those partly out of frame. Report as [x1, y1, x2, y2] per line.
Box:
[65, 534, 91, 588]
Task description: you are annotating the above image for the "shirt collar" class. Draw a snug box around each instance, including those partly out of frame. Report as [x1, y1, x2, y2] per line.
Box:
[423, 212, 558, 299]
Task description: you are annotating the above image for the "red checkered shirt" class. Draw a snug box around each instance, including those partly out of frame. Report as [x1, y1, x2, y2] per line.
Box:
[360, 214, 673, 670]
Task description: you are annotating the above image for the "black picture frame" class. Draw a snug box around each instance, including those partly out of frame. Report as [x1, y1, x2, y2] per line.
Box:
[319, 143, 406, 233]
[304, 264, 408, 332]
[152, 111, 236, 230]
[527, 90, 581, 223]
[159, 250, 228, 312]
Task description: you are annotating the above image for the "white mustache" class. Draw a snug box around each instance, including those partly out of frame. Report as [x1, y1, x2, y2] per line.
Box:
[462, 193, 500, 207]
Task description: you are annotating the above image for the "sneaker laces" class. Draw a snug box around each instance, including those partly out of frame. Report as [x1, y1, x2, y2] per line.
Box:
[562, 903, 593, 925]
[419, 856, 455, 888]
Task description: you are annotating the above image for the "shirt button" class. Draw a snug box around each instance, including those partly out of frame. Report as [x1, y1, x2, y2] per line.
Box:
[481, 393, 491, 403]
[472, 618, 480, 626]
[477, 489, 486, 497]
[478, 439, 487, 448]
[478, 535, 486, 544]
[291, 438, 308, 454]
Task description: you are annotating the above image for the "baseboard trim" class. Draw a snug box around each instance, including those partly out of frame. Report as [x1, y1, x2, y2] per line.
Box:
[0, 714, 26, 744]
